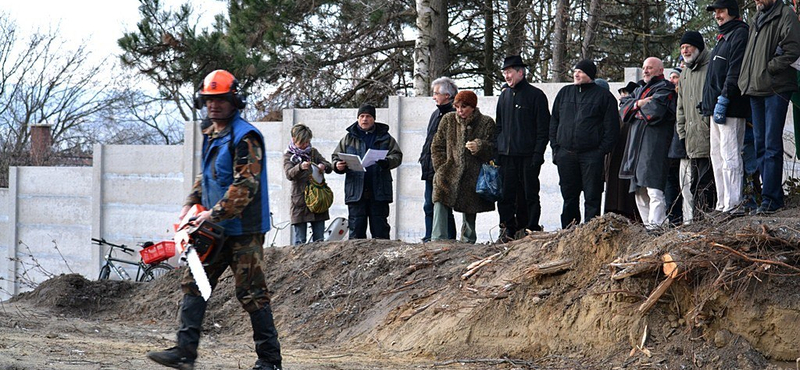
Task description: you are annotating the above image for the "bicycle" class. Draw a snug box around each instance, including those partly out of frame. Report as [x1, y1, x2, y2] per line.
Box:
[93, 238, 175, 282]
[268, 212, 348, 247]
[268, 212, 291, 248]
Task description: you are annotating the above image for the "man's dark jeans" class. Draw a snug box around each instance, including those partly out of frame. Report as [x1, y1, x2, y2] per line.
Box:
[423, 179, 455, 242]
[555, 149, 604, 228]
[497, 155, 542, 235]
[347, 195, 390, 239]
[664, 158, 683, 225]
[750, 92, 791, 210]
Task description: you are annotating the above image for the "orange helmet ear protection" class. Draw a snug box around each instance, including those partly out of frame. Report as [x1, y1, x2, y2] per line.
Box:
[193, 69, 247, 110]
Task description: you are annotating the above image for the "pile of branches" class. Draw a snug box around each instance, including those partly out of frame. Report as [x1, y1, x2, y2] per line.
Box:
[609, 224, 800, 319]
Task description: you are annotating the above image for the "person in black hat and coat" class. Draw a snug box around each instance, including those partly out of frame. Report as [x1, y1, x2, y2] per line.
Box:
[550, 59, 619, 229]
[332, 103, 403, 239]
[495, 55, 551, 240]
[702, 0, 751, 216]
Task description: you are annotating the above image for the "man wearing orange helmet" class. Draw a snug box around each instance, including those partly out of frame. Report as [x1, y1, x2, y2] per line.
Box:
[147, 70, 282, 370]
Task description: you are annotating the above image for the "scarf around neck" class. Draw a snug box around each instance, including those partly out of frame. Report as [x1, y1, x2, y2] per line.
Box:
[287, 142, 312, 164]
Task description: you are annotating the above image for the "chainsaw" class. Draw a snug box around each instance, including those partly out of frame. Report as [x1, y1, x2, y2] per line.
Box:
[174, 204, 225, 300]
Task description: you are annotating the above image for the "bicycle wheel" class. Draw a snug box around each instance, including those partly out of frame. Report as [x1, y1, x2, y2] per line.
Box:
[99, 265, 111, 280]
[138, 263, 174, 282]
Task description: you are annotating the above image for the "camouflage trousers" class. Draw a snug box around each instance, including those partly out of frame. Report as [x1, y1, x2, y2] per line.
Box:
[181, 233, 271, 313]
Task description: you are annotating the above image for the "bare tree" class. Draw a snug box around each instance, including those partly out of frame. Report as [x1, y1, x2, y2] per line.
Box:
[0, 16, 180, 187]
[550, 0, 569, 82]
[414, 0, 433, 96]
[582, 0, 602, 60]
[483, 0, 495, 96]
[430, 0, 450, 82]
[0, 16, 125, 186]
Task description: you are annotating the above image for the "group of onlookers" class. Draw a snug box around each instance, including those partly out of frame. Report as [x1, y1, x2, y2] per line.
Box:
[283, 0, 800, 243]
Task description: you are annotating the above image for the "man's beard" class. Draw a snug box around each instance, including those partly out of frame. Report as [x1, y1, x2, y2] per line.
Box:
[683, 49, 700, 64]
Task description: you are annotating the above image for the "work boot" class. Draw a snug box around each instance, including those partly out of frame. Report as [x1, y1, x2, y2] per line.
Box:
[177, 295, 207, 359]
[250, 304, 282, 367]
[146, 347, 194, 370]
[252, 358, 282, 370]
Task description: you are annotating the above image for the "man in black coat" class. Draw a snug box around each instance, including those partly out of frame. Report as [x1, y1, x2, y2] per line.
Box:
[550, 59, 619, 228]
[495, 55, 551, 240]
[619, 57, 677, 229]
[419, 77, 457, 242]
[702, 0, 750, 216]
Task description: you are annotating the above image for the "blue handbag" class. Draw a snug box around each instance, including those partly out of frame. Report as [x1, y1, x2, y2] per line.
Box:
[475, 161, 503, 202]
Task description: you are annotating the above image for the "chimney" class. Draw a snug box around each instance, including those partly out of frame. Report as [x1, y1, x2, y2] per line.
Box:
[30, 123, 52, 165]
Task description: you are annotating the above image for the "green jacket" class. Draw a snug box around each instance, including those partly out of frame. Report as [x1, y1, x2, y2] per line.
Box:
[739, 1, 800, 96]
[677, 48, 711, 159]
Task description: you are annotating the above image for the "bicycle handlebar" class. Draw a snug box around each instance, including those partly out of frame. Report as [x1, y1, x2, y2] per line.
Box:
[92, 237, 135, 254]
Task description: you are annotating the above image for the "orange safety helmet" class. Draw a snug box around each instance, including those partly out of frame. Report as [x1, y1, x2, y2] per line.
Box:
[194, 69, 246, 109]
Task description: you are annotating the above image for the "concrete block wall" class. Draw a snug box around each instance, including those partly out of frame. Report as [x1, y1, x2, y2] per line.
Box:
[3, 166, 93, 297]
[91, 145, 186, 279]
[0, 188, 9, 297]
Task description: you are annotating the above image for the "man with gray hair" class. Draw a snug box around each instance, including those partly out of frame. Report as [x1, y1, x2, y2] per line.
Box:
[419, 77, 457, 242]
[619, 57, 677, 229]
[677, 31, 714, 223]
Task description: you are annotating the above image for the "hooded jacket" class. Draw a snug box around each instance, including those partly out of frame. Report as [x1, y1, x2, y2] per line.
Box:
[331, 122, 403, 204]
[678, 48, 712, 158]
[738, 1, 800, 96]
[495, 78, 550, 157]
[702, 19, 750, 118]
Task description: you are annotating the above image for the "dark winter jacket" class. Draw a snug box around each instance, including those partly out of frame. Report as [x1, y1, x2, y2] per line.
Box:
[331, 122, 403, 204]
[495, 78, 550, 157]
[739, 1, 800, 97]
[549, 82, 620, 157]
[619, 75, 677, 192]
[431, 109, 496, 214]
[419, 102, 455, 181]
[283, 148, 333, 224]
[677, 48, 712, 158]
[702, 19, 750, 118]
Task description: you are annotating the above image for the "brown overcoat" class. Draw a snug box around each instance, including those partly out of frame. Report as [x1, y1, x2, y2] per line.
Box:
[283, 148, 333, 224]
[431, 108, 496, 214]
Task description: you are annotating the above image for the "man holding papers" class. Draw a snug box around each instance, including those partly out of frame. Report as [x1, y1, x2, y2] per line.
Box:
[332, 103, 403, 239]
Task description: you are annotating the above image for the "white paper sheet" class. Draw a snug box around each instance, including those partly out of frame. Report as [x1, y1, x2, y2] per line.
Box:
[311, 164, 324, 183]
[361, 149, 388, 168]
[337, 153, 366, 172]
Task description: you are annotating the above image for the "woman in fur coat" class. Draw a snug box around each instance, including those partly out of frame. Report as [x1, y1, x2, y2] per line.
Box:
[430, 91, 496, 243]
[283, 124, 333, 244]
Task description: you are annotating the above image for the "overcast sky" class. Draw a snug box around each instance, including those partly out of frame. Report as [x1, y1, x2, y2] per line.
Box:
[1, 0, 228, 63]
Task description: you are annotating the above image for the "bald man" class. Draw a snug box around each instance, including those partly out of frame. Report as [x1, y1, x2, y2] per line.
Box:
[618, 57, 678, 229]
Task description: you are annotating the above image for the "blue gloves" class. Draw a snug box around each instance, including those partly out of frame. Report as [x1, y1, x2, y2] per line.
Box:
[713, 96, 729, 124]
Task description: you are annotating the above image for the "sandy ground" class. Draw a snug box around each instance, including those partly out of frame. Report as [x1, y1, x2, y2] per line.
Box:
[3, 210, 800, 370]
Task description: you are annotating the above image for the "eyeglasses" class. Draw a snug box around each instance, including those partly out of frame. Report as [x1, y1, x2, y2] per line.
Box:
[433, 91, 446, 96]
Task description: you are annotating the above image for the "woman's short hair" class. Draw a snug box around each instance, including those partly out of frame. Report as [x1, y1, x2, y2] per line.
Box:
[291, 123, 313, 143]
[431, 77, 458, 99]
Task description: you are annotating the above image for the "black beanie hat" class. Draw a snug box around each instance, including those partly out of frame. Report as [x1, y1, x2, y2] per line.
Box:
[706, 0, 740, 19]
[357, 103, 376, 119]
[574, 59, 597, 80]
[680, 31, 705, 52]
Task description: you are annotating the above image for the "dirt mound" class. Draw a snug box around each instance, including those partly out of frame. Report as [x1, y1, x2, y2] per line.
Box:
[13, 212, 800, 369]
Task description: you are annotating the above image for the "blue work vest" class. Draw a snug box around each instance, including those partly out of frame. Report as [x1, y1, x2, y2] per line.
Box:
[201, 113, 270, 235]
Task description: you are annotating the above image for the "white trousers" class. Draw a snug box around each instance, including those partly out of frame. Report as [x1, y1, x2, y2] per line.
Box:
[679, 159, 694, 224]
[709, 117, 745, 212]
[635, 187, 667, 227]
